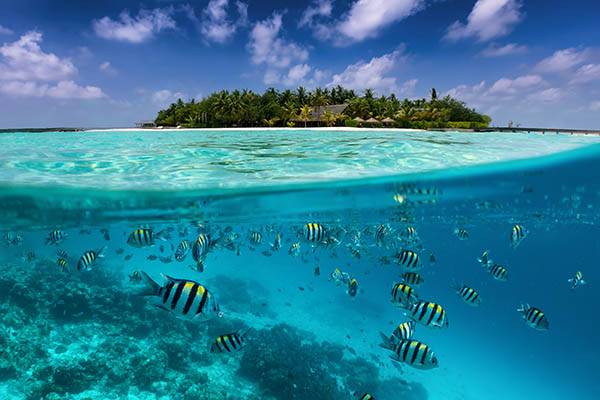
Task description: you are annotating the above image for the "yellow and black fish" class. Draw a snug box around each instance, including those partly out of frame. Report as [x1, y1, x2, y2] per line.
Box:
[249, 231, 262, 245]
[487, 263, 508, 281]
[288, 242, 300, 256]
[517, 304, 549, 330]
[270, 233, 281, 251]
[379, 333, 438, 370]
[314, 265, 320, 276]
[454, 228, 469, 240]
[452, 282, 481, 307]
[391, 283, 418, 308]
[375, 224, 390, 247]
[45, 230, 67, 245]
[399, 227, 420, 245]
[127, 229, 166, 248]
[77, 247, 105, 271]
[401, 272, 424, 287]
[354, 393, 375, 400]
[392, 320, 416, 341]
[300, 223, 328, 244]
[347, 278, 358, 297]
[174, 240, 190, 262]
[210, 328, 251, 353]
[192, 234, 216, 272]
[406, 301, 448, 329]
[395, 250, 422, 271]
[568, 271, 586, 290]
[139, 271, 221, 321]
[510, 224, 528, 248]
[57, 258, 67, 272]
[350, 247, 361, 259]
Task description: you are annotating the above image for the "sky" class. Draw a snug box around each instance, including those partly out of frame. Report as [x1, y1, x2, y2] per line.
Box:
[0, 0, 599, 129]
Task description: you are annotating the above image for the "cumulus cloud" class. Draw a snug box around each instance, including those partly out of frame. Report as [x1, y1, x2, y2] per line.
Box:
[99, 61, 117, 75]
[487, 74, 545, 96]
[152, 89, 187, 106]
[0, 31, 104, 99]
[535, 48, 590, 73]
[248, 11, 309, 83]
[481, 43, 527, 57]
[570, 64, 600, 84]
[93, 8, 176, 43]
[327, 50, 407, 95]
[196, 0, 248, 44]
[0, 24, 13, 35]
[445, 81, 487, 101]
[298, 0, 333, 28]
[445, 0, 523, 42]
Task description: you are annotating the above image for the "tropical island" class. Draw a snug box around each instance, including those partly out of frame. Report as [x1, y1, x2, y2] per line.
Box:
[153, 86, 491, 129]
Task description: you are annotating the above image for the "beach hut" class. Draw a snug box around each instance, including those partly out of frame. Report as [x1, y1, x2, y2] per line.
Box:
[382, 117, 395, 125]
[135, 120, 157, 128]
[353, 117, 365, 123]
[365, 118, 380, 124]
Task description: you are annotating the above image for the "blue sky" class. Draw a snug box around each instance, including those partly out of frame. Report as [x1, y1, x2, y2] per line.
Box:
[0, 0, 599, 128]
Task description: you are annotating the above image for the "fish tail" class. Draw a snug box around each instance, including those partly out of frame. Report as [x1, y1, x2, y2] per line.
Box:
[450, 279, 460, 291]
[156, 230, 169, 241]
[378, 331, 394, 350]
[96, 246, 106, 257]
[516, 303, 527, 313]
[139, 271, 161, 296]
[44, 237, 52, 245]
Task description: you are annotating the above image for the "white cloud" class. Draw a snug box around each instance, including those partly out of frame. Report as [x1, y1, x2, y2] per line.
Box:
[399, 78, 418, 96]
[152, 89, 187, 106]
[445, 0, 523, 42]
[0, 24, 13, 35]
[0, 31, 76, 81]
[481, 42, 527, 57]
[526, 87, 562, 103]
[200, 0, 248, 44]
[445, 81, 487, 101]
[487, 74, 545, 96]
[0, 31, 105, 99]
[93, 8, 176, 43]
[99, 61, 117, 75]
[327, 50, 405, 95]
[0, 80, 104, 99]
[248, 12, 309, 73]
[590, 100, 600, 111]
[535, 48, 590, 73]
[570, 64, 600, 84]
[285, 64, 311, 84]
[337, 0, 424, 43]
[298, 0, 333, 28]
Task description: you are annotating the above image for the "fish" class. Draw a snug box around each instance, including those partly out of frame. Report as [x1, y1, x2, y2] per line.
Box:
[401, 272, 424, 288]
[350, 247, 361, 259]
[392, 321, 416, 341]
[57, 249, 68, 259]
[393, 193, 406, 204]
[129, 270, 142, 283]
[191, 234, 218, 272]
[210, 328, 252, 353]
[77, 247, 105, 271]
[126, 229, 167, 248]
[429, 253, 436, 264]
[399, 227, 420, 246]
[159, 256, 172, 264]
[314, 265, 320, 276]
[510, 224, 528, 248]
[299, 223, 337, 247]
[288, 242, 300, 256]
[124, 254, 132, 261]
[347, 278, 358, 297]
[477, 250, 490, 266]
[21, 252, 36, 262]
[249, 231, 262, 245]
[353, 393, 375, 400]
[451, 282, 481, 307]
[395, 250, 422, 271]
[159, 244, 164, 253]
[454, 228, 469, 240]
[517, 304, 549, 330]
[4, 233, 23, 247]
[147, 254, 158, 260]
[329, 268, 351, 286]
[270, 234, 281, 251]
[57, 258, 68, 272]
[568, 271, 586, 290]
[45, 230, 67, 245]
[405, 301, 449, 329]
[486, 263, 508, 281]
[103, 232, 110, 241]
[391, 283, 418, 308]
[116, 248, 124, 255]
[375, 224, 390, 247]
[379, 333, 438, 370]
[139, 271, 222, 321]
[174, 240, 190, 262]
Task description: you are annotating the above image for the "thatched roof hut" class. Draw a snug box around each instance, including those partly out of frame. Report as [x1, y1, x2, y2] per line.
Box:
[293, 104, 349, 123]
[353, 117, 365, 122]
[365, 118, 380, 123]
[382, 117, 395, 124]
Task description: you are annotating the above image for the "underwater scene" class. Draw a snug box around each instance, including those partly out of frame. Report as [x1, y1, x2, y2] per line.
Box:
[1, 129, 599, 400]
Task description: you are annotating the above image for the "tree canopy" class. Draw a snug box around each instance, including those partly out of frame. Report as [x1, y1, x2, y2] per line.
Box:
[154, 86, 491, 129]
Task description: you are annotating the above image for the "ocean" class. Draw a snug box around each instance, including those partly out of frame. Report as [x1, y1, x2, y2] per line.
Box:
[0, 129, 598, 400]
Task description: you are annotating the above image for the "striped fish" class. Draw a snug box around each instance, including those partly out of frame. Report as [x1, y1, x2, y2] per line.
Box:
[391, 283, 418, 308]
[139, 271, 221, 321]
[249, 231, 262, 245]
[210, 329, 251, 353]
[270, 233, 281, 251]
[355, 394, 375, 400]
[300, 223, 331, 246]
[192, 234, 214, 272]
[347, 278, 358, 297]
[57, 258, 67, 272]
[477, 250, 490, 266]
[568, 271, 586, 290]
[45, 230, 66, 245]
[487, 263, 508, 281]
[392, 321, 416, 341]
[174, 240, 190, 262]
[77, 247, 105, 271]
[379, 333, 438, 370]
[127, 229, 166, 248]
[392, 193, 406, 204]
[406, 301, 449, 329]
[510, 224, 528, 248]
[452, 282, 481, 307]
[517, 304, 549, 330]
[350, 247, 361, 259]
[395, 250, 422, 271]
[57, 249, 68, 259]
[401, 272, 424, 287]
[288, 242, 300, 256]
[454, 228, 469, 240]
[399, 227, 420, 245]
[375, 224, 390, 247]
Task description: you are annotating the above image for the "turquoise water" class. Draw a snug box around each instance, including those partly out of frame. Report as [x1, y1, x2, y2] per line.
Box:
[1, 129, 599, 400]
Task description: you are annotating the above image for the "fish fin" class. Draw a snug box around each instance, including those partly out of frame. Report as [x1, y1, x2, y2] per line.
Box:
[160, 273, 177, 284]
[153, 304, 170, 312]
[378, 331, 394, 350]
[450, 279, 461, 291]
[155, 230, 169, 241]
[139, 271, 161, 296]
[567, 278, 573, 283]
[96, 246, 106, 257]
[581, 280, 586, 285]
[44, 238, 52, 245]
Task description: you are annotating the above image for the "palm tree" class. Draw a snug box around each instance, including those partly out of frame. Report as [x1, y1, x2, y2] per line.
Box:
[321, 110, 338, 127]
[299, 105, 312, 128]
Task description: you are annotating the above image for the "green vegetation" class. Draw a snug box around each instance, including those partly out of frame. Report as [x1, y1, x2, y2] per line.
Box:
[154, 86, 491, 129]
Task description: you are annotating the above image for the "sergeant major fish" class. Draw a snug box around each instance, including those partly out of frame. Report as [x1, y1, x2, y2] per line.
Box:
[451, 282, 481, 307]
[127, 229, 167, 248]
[391, 282, 418, 309]
[401, 272, 424, 288]
[174, 240, 190, 262]
[392, 320, 416, 342]
[510, 224, 528, 248]
[270, 233, 281, 251]
[347, 278, 358, 298]
[288, 242, 300, 256]
[77, 247, 105, 271]
[517, 303, 549, 330]
[395, 250, 422, 271]
[454, 228, 469, 240]
[210, 328, 252, 353]
[139, 271, 222, 321]
[45, 230, 67, 245]
[405, 301, 448, 329]
[192, 234, 217, 272]
[379, 333, 438, 370]
[568, 271, 586, 290]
